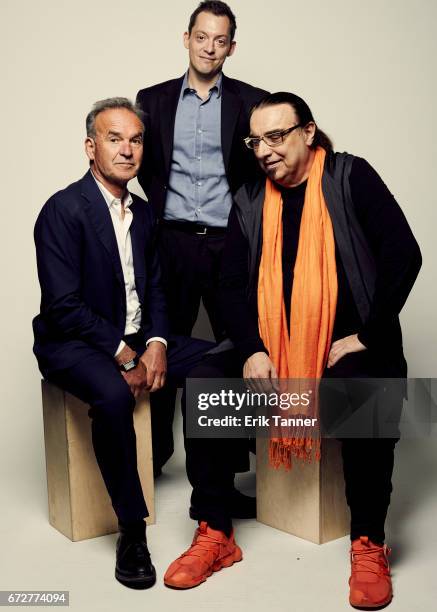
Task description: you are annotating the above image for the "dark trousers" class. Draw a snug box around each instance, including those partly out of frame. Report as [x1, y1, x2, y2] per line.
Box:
[48, 333, 213, 524]
[341, 438, 397, 543]
[182, 349, 243, 532]
[322, 350, 400, 543]
[183, 349, 399, 541]
[150, 226, 227, 470]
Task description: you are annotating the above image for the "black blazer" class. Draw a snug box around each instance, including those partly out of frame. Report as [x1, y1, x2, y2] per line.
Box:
[33, 170, 169, 376]
[136, 73, 268, 218]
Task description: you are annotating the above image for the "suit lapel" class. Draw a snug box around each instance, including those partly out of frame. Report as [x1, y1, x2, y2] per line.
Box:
[221, 74, 243, 174]
[160, 76, 184, 177]
[80, 170, 124, 288]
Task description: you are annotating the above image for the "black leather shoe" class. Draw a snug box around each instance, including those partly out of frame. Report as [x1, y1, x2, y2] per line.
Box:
[189, 488, 256, 520]
[115, 528, 156, 590]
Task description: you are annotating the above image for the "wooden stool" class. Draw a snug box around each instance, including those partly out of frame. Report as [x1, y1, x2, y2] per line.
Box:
[256, 438, 350, 544]
[41, 380, 155, 541]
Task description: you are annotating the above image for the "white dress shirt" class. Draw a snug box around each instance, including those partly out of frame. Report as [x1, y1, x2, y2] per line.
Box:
[93, 173, 167, 356]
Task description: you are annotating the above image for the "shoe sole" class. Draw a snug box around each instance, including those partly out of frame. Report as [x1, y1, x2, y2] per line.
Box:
[115, 569, 157, 590]
[349, 595, 393, 610]
[164, 547, 243, 590]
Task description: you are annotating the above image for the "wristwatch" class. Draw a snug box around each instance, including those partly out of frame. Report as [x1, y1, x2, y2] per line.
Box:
[119, 356, 139, 372]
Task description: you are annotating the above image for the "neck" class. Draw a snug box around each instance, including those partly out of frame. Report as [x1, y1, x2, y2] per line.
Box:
[91, 168, 127, 199]
[282, 149, 316, 189]
[188, 67, 220, 98]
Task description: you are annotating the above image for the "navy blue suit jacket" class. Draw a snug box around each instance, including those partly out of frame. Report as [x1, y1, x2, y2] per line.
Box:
[33, 170, 169, 376]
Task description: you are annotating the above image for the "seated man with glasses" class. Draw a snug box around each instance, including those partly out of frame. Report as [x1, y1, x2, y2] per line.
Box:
[163, 92, 421, 610]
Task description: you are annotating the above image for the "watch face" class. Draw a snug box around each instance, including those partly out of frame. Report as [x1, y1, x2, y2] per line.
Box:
[123, 359, 136, 372]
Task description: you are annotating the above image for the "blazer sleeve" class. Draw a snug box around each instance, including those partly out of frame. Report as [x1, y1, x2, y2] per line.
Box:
[34, 196, 124, 357]
[219, 205, 268, 362]
[350, 158, 422, 349]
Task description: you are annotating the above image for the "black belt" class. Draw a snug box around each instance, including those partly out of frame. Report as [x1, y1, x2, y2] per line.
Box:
[161, 220, 227, 236]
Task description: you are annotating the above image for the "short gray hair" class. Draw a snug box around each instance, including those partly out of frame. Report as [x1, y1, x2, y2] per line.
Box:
[86, 97, 145, 138]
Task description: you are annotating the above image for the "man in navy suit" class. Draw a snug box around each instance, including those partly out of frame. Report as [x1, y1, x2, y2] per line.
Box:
[33, 98, 212, 590]
[136, 0, 267, 493]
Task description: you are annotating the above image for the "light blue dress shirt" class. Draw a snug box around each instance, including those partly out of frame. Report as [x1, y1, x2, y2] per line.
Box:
[164, 72, 232, 228]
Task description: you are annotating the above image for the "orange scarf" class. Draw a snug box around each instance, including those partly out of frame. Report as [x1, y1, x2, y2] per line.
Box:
[257, 147, 338, 468]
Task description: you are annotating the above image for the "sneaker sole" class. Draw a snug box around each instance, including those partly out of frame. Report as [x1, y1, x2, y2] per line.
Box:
[164, 547, 243, 590]
[349, 594, 393, 610]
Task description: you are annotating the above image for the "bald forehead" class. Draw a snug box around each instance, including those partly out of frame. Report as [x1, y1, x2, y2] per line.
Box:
[94, 108, 143, 135]
[250, 104, 297, 136]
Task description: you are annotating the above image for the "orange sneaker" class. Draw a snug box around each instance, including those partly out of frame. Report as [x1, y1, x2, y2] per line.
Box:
[349, 536, 392, 609]
[164, 522, 243, 589]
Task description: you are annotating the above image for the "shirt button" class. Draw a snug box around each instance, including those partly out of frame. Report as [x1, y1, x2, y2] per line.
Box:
[198, 129, 202, 134]
[197, 181, 202, 186]
[197, 156, 201, 160]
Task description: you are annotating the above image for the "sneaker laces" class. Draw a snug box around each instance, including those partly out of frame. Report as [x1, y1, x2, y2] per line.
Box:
[179, 526, 225, 563]
[351, 542, 391, 577]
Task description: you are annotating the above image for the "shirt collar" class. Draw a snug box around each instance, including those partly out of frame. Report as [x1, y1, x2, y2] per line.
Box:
[181, 70, 223, 99]
[91, 171, 133, 210]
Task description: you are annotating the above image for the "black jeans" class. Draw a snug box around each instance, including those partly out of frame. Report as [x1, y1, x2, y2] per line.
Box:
[322, 350, 401, 543]
[341, 438, 397, 543]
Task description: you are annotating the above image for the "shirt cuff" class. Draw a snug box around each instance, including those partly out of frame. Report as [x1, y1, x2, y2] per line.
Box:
[114, 340, 126, 357]
[146, 336, 168, 349]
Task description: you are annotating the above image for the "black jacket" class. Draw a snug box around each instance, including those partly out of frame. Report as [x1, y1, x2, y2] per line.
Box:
[218, 152, 422, 377]
[136, 74, 268, 218]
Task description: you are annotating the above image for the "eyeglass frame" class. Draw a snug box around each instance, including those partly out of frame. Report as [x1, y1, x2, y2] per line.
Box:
[244, 124, 302, 150]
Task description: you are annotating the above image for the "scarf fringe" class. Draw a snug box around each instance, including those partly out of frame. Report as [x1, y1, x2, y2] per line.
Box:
[269, 437, 321, 470]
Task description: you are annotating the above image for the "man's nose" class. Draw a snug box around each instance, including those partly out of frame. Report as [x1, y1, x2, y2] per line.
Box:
[119, 141, 133, 157]
[257, 139, 272, 158]
[204, 39, 215, 54]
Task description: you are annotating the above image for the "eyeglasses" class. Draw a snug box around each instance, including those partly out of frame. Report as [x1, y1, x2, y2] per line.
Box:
[244, 124, 301, 150]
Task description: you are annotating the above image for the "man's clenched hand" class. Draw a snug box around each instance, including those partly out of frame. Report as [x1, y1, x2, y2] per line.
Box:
[139, 341, 167, 393]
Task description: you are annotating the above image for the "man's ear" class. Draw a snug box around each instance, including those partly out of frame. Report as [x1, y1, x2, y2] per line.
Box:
[303, 122, 316, 147]
[85, 137, 95, 162]
[227, 40, 236, 57]
[183, 31, 190, 50]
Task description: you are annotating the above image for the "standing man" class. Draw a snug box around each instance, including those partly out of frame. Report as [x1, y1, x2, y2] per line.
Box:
[33, 98, 212, 589]
[136, 1, 267, 481]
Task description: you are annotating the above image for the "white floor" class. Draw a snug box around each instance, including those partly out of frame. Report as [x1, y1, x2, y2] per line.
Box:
[2, 405, 437, 612]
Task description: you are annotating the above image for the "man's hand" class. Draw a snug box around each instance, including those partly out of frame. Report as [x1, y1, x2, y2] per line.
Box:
[327, 333, 366, 368]
[139, 341, 167, 393]
[243, 352, 279, 393]
[115, 344, 148, 398]
[121, 361, 149, 399]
